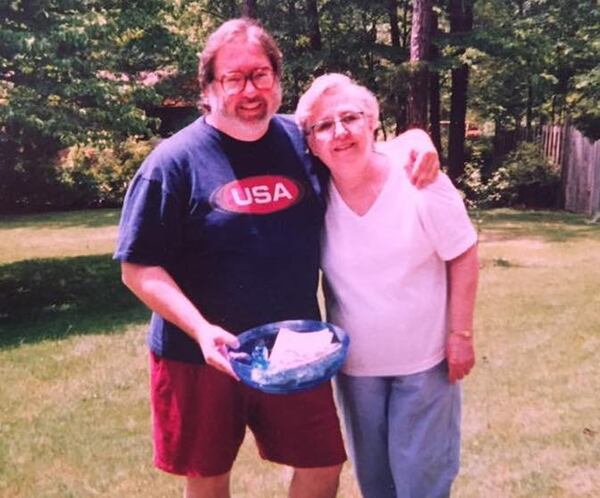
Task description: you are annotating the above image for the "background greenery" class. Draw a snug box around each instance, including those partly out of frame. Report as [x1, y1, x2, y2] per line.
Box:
[1, 208, 599, 497]
[1, 0, 598, 212]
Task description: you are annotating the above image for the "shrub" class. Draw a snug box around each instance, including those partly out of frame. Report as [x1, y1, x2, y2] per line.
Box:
[459, 142, 560, 209]
[0, 134, 67, 213]
[57, 137, 158, 208]
[458, 137, 497, 210]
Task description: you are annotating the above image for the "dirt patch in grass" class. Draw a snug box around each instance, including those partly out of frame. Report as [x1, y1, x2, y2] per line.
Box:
[559, 467, 600, 497]
[479, 232, 546, 248]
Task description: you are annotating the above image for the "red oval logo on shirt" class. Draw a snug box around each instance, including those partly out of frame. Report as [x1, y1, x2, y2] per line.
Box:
[211, 175, 304, 215]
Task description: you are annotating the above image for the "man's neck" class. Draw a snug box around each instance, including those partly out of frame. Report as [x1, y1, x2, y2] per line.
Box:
[205, 114, 271, 142]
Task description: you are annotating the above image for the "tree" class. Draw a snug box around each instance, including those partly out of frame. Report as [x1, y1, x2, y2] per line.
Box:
[306, 0, 322, 51]
[447, 0, 473, 182]
[388, 0, 401, 49]
[406, 0, 432, 128]
[3, 0, 596, 212]
[243, 0, 258, 18]
[468, 0, 599, 143]
[428, 7, 442, 154]
[0, 0, 188, 211]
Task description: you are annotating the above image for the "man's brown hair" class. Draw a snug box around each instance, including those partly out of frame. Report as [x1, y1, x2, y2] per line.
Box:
[198, 18, 283, 111]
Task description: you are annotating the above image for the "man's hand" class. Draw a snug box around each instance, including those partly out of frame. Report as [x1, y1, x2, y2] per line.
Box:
[445, 332, 475, 383]
[196, 324, 240, 380]
[377, 128, 440, 188]
[121, 262, 242, 380]
[407, 147, 440, 188]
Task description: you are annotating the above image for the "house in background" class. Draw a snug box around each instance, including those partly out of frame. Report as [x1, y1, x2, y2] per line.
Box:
[98, 68, 200, 137]
[144, 72, 199, 137]
[147, 96, 199, 136]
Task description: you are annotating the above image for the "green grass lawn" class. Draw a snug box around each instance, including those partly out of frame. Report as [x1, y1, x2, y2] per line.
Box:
[1, 208, 599, 497]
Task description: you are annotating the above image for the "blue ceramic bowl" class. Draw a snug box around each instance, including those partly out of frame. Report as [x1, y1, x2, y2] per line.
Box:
[228, 319, 349, 394]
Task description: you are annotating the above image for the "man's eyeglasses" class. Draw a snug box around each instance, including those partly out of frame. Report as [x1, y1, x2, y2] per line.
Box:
[218, 67, 276, 96]
[308, 111, 366, 140]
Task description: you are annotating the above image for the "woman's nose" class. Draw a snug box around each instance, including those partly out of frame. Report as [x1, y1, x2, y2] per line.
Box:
[333, 119, 349, 137]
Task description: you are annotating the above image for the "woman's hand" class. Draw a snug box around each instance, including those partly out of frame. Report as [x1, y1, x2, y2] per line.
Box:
[446, 331, 475, 383]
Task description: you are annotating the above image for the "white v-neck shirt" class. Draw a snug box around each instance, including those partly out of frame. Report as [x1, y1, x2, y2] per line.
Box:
[321, 165, 477, 376]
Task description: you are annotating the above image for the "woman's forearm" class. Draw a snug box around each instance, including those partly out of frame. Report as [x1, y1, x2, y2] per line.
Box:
[447, 243, 479, 333]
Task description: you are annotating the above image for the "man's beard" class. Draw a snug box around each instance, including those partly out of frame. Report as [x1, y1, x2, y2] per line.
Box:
[233, 97, 270, 123]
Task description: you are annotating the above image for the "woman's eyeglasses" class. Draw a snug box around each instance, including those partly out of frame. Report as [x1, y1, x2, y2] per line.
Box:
[308, 111, 366, 140]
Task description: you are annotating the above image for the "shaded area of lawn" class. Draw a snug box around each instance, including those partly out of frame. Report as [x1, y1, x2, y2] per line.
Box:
[477, 208, 600, 242]
[0, 254, 149, 348]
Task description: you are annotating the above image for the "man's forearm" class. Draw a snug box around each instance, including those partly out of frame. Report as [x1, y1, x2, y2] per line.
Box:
[121, 262, 211, 342]
[121, 262, 240, 377]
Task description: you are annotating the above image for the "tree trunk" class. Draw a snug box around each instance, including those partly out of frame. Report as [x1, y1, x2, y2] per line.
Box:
[447, 0, 473, 182]
[430, 72, 441, 154]
[387, 0, 403, 133]
[243, 0, 257, 18]
[526, 77, 533, 140]
[448, 64, 469, 180]
[401, 0, 411, 49]
[493, 118, 501, 156]
[306, 0, 322, 51]
[406, 0, 432, 129]
[429, 10, 441, 156]
[388, 0, 401, 49]
[395, 103, 407, 135]
[365, 14, 377, 79]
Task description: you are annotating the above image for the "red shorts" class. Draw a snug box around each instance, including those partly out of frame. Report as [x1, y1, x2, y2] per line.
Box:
[149, 352, 346, 477]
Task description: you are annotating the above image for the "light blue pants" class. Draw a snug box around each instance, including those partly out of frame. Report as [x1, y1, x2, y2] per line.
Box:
[335, 361, 461, 498]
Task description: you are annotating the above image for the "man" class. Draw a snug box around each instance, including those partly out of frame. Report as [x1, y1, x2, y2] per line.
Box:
[115, 18, 439, 498]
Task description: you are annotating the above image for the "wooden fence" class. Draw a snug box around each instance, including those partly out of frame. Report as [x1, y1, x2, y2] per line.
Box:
[527, 124, 600, 215]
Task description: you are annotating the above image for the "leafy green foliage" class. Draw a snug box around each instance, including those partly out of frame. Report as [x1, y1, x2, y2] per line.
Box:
[569, 65, 600, 141]
[1, 1, 164, 144]
[240, 0, 412, 120]
[1, 0, 597, 213]
[460, 142, 561, 209]
[0, 0, 189, 212]
[470, 0, 599, 138]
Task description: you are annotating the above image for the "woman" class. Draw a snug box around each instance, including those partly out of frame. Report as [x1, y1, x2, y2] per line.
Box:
[295, 74, 479, 498]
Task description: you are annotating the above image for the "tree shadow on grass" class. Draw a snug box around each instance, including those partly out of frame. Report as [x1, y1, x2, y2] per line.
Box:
[0, 208, 120, 230]
[0, 254, 150, 349]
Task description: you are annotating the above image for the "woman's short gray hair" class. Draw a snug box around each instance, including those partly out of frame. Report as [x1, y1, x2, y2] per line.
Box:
[295, 73, 379, 133]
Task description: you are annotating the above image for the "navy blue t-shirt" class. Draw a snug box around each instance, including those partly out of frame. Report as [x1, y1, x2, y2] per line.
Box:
[114, 116, 327, 364]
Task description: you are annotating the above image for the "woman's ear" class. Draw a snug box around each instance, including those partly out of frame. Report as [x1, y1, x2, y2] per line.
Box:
[306, 134, 320, 159]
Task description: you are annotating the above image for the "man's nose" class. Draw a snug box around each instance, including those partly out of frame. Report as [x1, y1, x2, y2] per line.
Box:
[241, 77, 259, 96]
